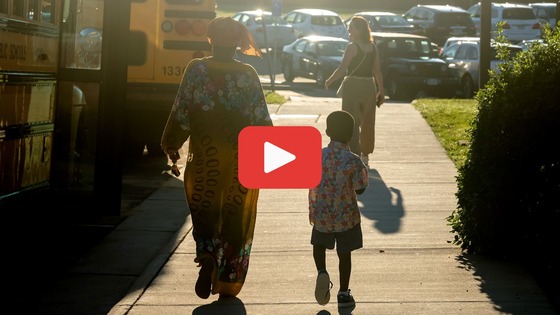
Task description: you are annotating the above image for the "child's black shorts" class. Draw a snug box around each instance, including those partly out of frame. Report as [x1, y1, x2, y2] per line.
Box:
[311, 224, 363, 253]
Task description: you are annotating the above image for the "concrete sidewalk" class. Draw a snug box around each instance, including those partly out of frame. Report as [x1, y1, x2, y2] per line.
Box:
[26, 90, 554, 314]
[101, 91, 555, 315]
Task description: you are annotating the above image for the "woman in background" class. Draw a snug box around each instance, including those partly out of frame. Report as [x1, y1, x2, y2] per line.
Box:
[325, 16, 384, 167]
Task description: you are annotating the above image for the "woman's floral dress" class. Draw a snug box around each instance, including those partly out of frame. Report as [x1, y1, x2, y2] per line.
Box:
[162, 57, 272, 297]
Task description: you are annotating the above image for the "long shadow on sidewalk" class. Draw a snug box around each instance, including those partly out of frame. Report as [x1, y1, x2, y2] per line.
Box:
[192, 296, 246, 314]
[358, 168, 404, 234]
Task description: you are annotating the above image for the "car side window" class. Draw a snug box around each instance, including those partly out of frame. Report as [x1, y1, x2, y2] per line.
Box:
[404, 39, 417, 52]
[535, 8, 547, 20]
[420, 40, 431, 54]
[467, 46, 478, 60]
[295, 13, 306, 23]
[442, 44, 459, 59]
[425, 10, 435, 21]
[417, 9, 429, 21]
[317, 43, 329, 56]
[455, 45, 469, 59]
[240, 14, 250, 26]
[284, 13, 295, 23]
[468, 6, 480, 18]
[294, 39, 306, 53]
[403, 8, 417, 20]
[305, 42, 317, 55]
[311, 16, 322, 26]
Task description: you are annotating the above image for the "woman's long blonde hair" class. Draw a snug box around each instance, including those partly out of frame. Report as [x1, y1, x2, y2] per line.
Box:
[350, 16, 373, 43]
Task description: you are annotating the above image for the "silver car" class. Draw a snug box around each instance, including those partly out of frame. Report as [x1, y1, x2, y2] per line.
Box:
[345, 12, 421, 35]
[283, 9, 348, 39]
[467, 3, 541, 43]
[232, 10, 297, 51]
[440, 41, 522, 98]
[529, 2, 557, 28]
[281, 35, 349, 86]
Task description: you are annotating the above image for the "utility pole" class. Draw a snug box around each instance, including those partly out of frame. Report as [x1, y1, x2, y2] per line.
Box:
[479, 0, 491, 89]
[557, 1, 560, 29]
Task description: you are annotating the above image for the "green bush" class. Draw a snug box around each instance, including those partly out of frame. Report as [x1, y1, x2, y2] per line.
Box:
[448, 28, 560, 305]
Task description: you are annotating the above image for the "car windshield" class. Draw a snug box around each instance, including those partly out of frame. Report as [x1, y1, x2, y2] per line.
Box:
[311, 16, 343, 26]
[317, 41, 347, 56]
[543, 6, 556, 16]
[435, 13, 473, 26]
[255, 15, 290, 25]
[376, 15, 410, 26]
[381, 38, 432, 59]
[502, 8, 536, 20]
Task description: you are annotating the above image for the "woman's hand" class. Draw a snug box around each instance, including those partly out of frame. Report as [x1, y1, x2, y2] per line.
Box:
[325, 78, 332, 90]
[376, 92, 385, 107]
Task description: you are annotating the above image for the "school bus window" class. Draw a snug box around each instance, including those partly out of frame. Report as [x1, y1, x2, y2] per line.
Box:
[0, 0, 8, 14]
[29, 0, 38, 20]
[13, 1, 24, 17]
[41, 0, 55, 23]
[128, 31, 148, 66]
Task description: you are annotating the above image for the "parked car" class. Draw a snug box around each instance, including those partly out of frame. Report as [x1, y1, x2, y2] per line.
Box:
[344, 11, 421, 35]
[518, 38, 546, 51]
[439, 41, 522, 98]
[439, 36, 481, 54]
[528, 2, 557, 28]
[283, 9, 348, 39]
[281, 35, 349, 86]
[441, 36, 480, 50]
[372, 32, 457, 100]
[231, 10, 297, 51]
[402, 5, 477, 46]
[467, 2, 541, 43]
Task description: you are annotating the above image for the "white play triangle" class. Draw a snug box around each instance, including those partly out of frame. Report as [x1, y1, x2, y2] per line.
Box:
[264, 141, 296, 173]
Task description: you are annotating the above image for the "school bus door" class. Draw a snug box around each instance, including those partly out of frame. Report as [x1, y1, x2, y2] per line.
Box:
[53, 0, 130, 216]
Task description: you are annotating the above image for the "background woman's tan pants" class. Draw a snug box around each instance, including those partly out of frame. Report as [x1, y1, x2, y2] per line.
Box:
[340, 76, 378, 156]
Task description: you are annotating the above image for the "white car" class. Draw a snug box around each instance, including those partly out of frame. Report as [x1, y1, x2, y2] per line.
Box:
[467, 2, 541, 43]
[440, 41, 522, 98]
[518, 38, 546, 51]
[283, 9, 348, 39]
[345, 11, 421, 35]
[440, 36, 481, 54]
[232, 10, 297, 51]
[528, 2, 557, 28]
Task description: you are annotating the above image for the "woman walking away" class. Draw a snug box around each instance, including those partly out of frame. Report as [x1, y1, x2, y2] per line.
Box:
[325, 16, 384, 167]
[160, 17, 272, 299]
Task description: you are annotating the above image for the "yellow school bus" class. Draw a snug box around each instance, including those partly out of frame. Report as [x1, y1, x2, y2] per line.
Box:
[0, 0, 61, 199]
[126, 0, 216, 156]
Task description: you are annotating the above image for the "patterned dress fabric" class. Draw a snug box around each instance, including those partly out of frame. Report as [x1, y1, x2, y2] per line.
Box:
[163, 57, 272, 296]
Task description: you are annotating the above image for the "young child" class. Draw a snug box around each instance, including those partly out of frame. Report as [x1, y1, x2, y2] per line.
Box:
[309, 110, 369, 308]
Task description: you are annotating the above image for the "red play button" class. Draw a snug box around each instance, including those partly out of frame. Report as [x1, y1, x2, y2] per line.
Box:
[238, 126, 322, 188]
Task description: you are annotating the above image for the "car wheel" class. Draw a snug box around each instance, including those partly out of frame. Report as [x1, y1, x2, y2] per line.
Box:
[282, 63, 295, 82]
[461, 75, 475, 99]
[386, 74, 408, 100]
[315, 68, 327, 87]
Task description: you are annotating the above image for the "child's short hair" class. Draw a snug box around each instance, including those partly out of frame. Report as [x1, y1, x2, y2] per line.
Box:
[326, 110, 354, 143]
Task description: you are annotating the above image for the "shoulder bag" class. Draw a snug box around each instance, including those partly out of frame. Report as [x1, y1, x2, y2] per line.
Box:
[336, 52, 367, 98]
